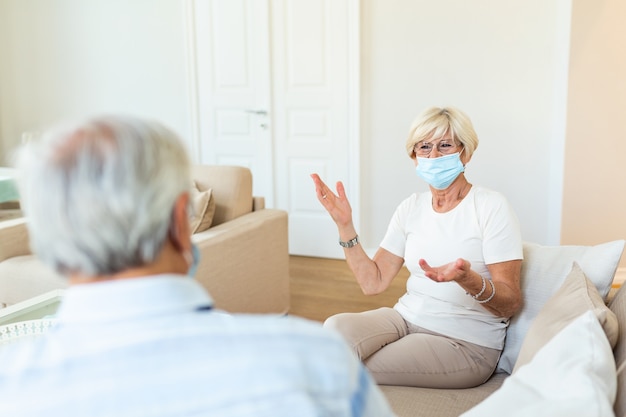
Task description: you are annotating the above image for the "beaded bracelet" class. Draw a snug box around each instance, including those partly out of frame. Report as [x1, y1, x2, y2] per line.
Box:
[476, 279, 496, 304]
[466, 275, 487, 299]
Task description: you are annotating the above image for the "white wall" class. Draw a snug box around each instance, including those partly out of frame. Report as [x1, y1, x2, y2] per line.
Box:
[0, 0, 572, 252]
[360, 0, 571, 250]
[562, 0, 626, 270]
[0, 0, 193, 162]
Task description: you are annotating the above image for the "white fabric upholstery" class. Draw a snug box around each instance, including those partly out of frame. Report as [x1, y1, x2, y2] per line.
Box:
[513, 262, 619, 372]
[462, 311, 617, 417]
[497, 240, 625, 374]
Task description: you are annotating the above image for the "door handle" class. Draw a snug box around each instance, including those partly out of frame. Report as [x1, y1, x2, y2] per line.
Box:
[244, 109, 268, 116]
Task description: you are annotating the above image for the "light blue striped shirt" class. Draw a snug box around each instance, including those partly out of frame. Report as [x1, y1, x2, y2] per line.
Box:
[0, 276, 395, 417]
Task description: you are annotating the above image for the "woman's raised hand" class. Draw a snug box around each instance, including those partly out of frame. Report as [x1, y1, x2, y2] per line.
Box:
[310, 173, 353, 228]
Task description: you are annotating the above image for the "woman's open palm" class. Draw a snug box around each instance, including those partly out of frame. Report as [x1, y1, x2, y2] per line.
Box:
[310, 173, 353, 227]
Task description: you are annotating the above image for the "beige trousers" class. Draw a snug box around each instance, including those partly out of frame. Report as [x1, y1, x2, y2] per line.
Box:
[324, 307, 501, 388]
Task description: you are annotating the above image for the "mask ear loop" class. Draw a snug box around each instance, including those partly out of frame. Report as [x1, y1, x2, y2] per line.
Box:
[182, 249, 193, 268]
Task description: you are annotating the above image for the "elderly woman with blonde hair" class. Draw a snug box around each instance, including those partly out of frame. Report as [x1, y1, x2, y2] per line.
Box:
[311, 106, 523, 389]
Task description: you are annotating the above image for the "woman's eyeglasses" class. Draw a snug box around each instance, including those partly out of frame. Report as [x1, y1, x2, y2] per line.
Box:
[413, 139, 461, 157]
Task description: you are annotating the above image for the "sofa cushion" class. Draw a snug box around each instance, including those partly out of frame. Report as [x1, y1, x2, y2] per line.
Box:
[462, 310, 616, 417]
[497, 240, 625, 374]
[189, 182, 216, 234]
[191, 165, 253, 227]
[513, 262, 619, 372]
[380, 374, 506, 417]
[0, 255, 68, 307]
[609, 284, 626, 417]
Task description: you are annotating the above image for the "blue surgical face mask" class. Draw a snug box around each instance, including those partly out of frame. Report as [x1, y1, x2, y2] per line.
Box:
[415, 152, 465, 190]
[187, 243, 201, 278]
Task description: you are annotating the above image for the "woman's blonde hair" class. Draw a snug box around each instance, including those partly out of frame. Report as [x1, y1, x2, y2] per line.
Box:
[405, 106, 479, 159]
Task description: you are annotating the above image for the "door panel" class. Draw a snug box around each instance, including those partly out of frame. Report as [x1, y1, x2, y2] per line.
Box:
[193, 0, 274, 206]
[272, 0, 350, 258]
[192, 0, 356, 258]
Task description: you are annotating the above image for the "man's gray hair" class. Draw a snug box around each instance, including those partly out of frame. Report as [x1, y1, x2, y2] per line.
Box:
[16, 115, 191, 277]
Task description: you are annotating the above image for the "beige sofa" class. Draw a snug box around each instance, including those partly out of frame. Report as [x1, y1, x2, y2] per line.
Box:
[0, 165, 289, 315]
[382, 240, 626, 417]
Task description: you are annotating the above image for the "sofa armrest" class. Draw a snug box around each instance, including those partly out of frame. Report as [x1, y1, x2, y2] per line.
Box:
[191, 208, 289, 314]
[252, 196, 265, 211]
[0, 217, 31, 262]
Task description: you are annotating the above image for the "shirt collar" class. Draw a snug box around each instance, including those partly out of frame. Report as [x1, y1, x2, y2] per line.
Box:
[56, 275, 214, 324]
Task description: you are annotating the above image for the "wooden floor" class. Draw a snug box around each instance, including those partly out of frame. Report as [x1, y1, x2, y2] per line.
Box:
[288, 255, 409, 322]
[289, 255, 624, 323]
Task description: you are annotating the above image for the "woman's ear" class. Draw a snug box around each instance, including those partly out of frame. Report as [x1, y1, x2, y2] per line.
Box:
[169, 192, 191, 252]
[461, 149, 472, 166]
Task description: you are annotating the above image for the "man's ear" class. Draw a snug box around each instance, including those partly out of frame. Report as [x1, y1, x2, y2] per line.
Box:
[169, 192, 191, 252]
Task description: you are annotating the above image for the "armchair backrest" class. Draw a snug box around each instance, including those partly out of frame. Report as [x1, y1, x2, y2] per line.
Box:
[191, 165, 254, 227]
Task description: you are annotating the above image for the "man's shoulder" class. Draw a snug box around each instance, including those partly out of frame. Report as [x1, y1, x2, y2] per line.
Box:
[219, 313, 345, 343]
[209, 313, 358, 363]
[0, 314, 393, 417]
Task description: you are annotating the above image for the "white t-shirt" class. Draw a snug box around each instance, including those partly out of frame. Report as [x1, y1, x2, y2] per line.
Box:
[380, 186, 523, 349]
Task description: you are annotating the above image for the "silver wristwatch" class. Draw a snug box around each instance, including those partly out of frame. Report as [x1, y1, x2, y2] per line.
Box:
[339, 235, 360, 248]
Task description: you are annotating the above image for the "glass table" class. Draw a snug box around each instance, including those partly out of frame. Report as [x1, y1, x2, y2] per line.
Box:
[0, 290, 64, 346]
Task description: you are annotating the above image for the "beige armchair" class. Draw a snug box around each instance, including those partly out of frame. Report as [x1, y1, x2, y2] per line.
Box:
[0, 165, 290, 315]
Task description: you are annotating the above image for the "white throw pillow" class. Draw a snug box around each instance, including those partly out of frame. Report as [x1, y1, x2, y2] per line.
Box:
[462, 311, 617, 417]
[497, 240, 625, 374]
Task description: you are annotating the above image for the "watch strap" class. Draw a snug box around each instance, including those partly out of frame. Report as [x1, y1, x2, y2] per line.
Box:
[339, 235, 359, 248]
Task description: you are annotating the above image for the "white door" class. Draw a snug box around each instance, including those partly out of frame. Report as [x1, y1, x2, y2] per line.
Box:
[192, 0, 274, 206]
[190, 0, 358, 259]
